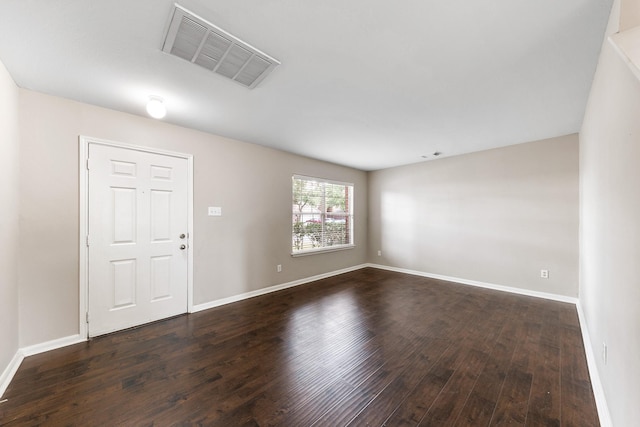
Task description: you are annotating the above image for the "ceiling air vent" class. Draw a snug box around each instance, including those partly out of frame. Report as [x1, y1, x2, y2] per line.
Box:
[162, 4, 280, 89]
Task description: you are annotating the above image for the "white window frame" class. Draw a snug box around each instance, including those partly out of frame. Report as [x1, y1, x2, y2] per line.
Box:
[291, 175, 355, 256]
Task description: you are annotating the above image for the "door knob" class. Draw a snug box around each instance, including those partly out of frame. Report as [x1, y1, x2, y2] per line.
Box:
[180, 244, 186, 250]
[179, 233, 186, 239]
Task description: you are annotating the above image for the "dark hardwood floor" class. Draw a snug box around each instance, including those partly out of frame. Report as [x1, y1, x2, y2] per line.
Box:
[0, 268, 600, 426]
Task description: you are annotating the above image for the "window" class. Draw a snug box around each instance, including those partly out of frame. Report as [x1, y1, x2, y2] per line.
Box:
[292, 175, 354, 255]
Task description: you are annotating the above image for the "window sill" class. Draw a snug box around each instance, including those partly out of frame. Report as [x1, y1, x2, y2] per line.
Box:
[291, 244, 356, 257]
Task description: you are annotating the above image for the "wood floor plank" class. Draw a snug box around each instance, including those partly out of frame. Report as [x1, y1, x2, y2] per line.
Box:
[309, 366, 396, 426]
[452, 302, 525, 426]
[385, 292, 513, 426]
[417, 347, 491, 426]
[345, 336, 444, 426]
[267, 378, 356, 426]
[0, 268, 600, 426]
[489, 302, 543, 426]
[525, 303, 562, 427]
[416, 296, 520, 426]
[560, 324, 600, 427]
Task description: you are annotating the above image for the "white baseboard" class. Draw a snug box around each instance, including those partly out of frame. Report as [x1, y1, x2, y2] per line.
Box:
[192, 264, 369, 313]
[576, 302, 612, 427]
[0, 351, 24, 399]
[20, 334, 86, 358]
[366, 263, 578, 304]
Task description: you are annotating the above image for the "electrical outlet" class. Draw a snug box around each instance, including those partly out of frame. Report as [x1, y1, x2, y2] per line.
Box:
[540, 269, 549, 279]
[276, 264, 282, 273]
[603, 342, 608, 364]
[377, 250, 382, 257]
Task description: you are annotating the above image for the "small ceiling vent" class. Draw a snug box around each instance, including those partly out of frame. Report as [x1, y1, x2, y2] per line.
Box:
[162, 4, 280, 89]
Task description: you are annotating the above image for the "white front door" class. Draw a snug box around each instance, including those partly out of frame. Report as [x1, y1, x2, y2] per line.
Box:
[88, 143, 189, 337]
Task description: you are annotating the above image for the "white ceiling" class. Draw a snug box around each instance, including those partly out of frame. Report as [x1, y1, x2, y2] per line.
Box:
[0, 0, 612, 170]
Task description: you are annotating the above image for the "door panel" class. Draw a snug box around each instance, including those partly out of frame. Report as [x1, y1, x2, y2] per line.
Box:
[112, 259, 137, 308]
[112, 187, 136, 243]
[88, 143, 188, 337]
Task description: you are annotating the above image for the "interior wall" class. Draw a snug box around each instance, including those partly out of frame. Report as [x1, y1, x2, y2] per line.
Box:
[368, 135, 579, 297]
[17, 89, 367, 348]
[620, 0, 640, 30]
[580, 0, 640, 423]
[0, 59, 20, 383]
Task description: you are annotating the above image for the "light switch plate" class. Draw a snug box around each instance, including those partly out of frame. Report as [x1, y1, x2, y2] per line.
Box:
[208, 206, 222, 216]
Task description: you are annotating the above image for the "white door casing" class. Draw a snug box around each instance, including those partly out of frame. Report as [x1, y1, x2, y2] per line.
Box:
[80, 137, 193, 338]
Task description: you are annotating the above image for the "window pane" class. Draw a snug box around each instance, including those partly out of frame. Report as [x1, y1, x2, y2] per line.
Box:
[292, 176, 354, 253]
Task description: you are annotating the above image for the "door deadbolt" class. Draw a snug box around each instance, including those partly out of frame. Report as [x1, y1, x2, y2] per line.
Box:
[179, 233, 186, 239]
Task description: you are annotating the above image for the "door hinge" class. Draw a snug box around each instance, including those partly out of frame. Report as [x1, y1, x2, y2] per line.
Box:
[86, 312, 89, 324]
[86, 235, 90, 247]
[86, 158, 90, 170]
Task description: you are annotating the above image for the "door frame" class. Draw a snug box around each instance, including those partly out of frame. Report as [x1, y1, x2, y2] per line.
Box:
[79, 136, 194, 339]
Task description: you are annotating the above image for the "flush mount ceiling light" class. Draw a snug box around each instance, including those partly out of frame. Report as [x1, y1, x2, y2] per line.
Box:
[162, 4, 280, 89]
[146, 96, 167, 119]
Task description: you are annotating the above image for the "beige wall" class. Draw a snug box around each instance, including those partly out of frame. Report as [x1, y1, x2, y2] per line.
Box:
[17, 90, 368, 347]
[620, 0, 640, 31]
[368, 135, 579, 297]
[0, 60, 20, 382]
[580, 0, 640, 423]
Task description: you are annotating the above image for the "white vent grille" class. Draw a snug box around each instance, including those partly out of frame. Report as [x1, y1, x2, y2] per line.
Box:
[162, 5, 280, 89]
